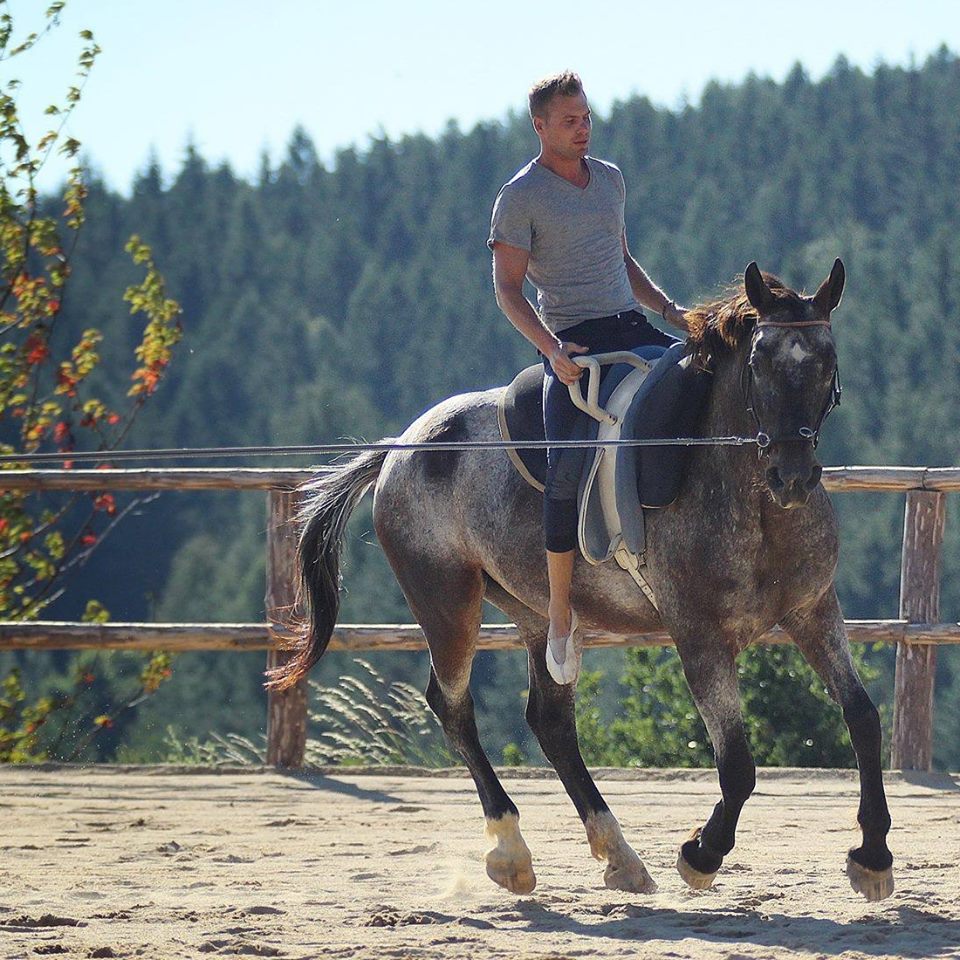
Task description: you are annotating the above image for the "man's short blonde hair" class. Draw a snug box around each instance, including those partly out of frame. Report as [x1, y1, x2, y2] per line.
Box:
[528, 71, 584, 120]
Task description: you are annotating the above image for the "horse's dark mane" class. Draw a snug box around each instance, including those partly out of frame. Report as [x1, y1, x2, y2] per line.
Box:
[685, 272, 806, 369]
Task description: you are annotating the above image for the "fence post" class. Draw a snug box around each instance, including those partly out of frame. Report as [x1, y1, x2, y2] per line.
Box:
[890, 489, 946, 771]
[265, 488, 307, 768]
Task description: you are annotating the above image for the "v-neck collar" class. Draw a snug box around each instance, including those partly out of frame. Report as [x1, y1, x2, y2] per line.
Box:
[534, 157, 592, 191]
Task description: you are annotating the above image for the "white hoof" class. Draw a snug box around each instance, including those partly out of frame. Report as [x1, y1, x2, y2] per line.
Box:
[677, 851, 717, 890]
[485, 813, 536, 894]
[846, 855, 894, 902]
[546, 611, 581, 685]
[604, 855, 658, 894]
[585, 810, 657, 894]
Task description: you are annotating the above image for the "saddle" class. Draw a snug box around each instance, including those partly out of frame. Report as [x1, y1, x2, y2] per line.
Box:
[498, 344, 711, 608]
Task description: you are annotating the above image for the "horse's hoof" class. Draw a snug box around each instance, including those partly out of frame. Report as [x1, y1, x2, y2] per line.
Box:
[604, 858, 658, 894]
[486, 856, 537, 894]
[676, 851, 718, 890]
[846, 855, 894, 902]
[584, 811, 657, 894]
[485, 813, 537, 895]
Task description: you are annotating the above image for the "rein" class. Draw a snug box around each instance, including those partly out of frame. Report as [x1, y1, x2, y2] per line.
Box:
[743, 318, 842, 453]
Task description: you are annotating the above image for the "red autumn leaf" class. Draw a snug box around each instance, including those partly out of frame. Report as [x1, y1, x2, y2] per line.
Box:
[93, 493, 116, 515]
[25, 335, 50, 365]
[80, 532, 96, 546]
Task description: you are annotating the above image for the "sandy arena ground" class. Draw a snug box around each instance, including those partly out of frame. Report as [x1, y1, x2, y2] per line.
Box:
[1, 765, 958, 959]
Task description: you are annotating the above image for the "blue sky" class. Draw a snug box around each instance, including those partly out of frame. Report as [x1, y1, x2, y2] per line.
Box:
[8, 0, 960, 194]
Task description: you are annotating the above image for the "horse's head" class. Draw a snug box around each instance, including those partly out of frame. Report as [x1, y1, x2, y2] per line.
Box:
[743, 259, 844, 509]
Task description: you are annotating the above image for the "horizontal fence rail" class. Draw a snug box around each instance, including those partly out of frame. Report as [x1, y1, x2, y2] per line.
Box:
[0, 465, 953, 771]
[0, 465, 959, 491]
[1, 620, 959, 652]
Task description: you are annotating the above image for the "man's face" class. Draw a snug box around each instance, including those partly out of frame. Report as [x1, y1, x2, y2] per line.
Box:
[534, 91, 592, 161]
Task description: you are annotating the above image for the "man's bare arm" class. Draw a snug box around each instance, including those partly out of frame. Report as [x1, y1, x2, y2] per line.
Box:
[492, 242, 587, 384]
[622, 232, 689, 333]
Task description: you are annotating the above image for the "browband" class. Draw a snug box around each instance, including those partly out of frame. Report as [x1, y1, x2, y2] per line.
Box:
[756, 319, 831, 328]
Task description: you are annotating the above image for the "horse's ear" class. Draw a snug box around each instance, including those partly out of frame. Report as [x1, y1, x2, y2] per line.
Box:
[744, 261, 776, 315]
[813, 258, 845, 316]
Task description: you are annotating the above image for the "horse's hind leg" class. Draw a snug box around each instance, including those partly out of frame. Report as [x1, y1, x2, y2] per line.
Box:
[783, 587, 894, 901]
[674, 640, 756, 891]
[387, 552, 536, 894]
[523, 631, 657, 893]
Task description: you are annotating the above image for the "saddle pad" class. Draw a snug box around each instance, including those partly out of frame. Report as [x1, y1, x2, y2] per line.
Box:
[497, 363, 547, 491]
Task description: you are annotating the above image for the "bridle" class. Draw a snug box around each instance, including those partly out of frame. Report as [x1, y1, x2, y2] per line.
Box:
[742, 318, 842, 454]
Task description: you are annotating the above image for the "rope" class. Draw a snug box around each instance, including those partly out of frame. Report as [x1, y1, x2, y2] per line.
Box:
[0, 434, 760, 466]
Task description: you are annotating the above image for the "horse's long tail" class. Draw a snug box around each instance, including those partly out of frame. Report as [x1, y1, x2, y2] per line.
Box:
[264, 443, 391, 691]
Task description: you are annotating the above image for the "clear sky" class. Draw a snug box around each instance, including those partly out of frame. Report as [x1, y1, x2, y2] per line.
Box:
[8, 0, 960, 194]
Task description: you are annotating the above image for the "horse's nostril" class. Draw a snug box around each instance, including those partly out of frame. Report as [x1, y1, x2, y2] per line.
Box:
[805, 464, 823, 491]
[765, 466, 783, 490]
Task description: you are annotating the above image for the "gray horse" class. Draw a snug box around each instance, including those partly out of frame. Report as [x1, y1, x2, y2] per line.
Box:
[269, 260, 894, 902]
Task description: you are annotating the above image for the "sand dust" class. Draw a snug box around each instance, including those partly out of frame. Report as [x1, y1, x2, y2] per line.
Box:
[1, 764, 957, 959]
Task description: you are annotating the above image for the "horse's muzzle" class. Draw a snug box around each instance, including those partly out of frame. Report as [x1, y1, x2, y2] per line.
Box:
[765, 462, 822, 508]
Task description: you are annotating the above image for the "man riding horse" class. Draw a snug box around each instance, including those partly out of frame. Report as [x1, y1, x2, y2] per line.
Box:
[489, 70, 689, 684]
[269, 73, 894, 902]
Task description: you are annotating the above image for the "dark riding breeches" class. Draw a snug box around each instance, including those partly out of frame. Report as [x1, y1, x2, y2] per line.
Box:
[542, 310, 678, 553]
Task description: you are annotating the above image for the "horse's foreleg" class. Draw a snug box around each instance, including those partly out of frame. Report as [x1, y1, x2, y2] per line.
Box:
[675, 643, 756, 890]
[784, 587, 894, 901]
[524, 636, 657, 893]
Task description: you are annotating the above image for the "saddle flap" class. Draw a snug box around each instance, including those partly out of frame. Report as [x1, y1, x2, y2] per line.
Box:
[620, 346, 713, 510]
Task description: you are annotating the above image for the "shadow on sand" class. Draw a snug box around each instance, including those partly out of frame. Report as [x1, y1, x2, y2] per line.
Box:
[507, 899, 960, 957]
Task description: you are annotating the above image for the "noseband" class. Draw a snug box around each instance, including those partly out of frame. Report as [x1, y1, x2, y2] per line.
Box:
[743, 319, 842, 453]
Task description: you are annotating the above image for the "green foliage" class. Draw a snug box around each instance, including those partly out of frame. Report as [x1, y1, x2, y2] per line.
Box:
[0, 1, 179, 760]
[0, 650, 173, 762]
[150, 659, 457, 769]
[306, 659, 457, 767]
[576, 644, 884, 769]
[0, 0, 181, 618]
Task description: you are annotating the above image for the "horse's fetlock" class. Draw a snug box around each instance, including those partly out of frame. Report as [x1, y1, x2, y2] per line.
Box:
[849, 843, 894, 873]
[681, 835, 724, 875]
[699, 823, 736, 859]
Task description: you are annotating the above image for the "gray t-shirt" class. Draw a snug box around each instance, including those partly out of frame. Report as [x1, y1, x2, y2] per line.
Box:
[488, 157, 639, 333]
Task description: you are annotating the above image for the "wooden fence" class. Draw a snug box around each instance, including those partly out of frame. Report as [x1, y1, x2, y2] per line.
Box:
[0, 465, 957, 771]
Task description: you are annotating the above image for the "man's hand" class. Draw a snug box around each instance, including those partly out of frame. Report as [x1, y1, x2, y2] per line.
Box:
[662, 301, 690, 333]
[548, 341, 590, 385]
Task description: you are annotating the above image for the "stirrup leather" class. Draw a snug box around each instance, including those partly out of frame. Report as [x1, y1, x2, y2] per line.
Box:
[614, 544, 658, 611]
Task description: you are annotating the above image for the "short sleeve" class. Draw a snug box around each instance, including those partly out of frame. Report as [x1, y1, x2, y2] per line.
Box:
[612, 163, 626, 203]
[487, 184, 532, 252]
